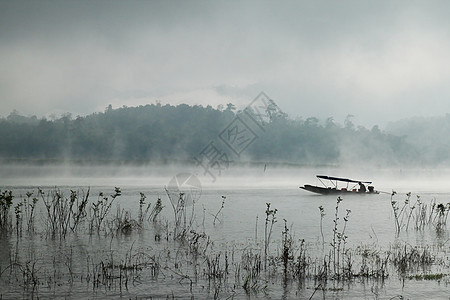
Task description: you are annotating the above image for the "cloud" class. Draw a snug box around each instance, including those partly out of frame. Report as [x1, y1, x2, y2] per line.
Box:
[2, 1, 450, 126]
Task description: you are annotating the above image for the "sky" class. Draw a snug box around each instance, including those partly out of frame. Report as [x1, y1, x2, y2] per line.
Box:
[2, 0, 450, 128]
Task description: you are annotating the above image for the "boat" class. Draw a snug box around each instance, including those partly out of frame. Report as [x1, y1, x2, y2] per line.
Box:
[300, 175, 379, 195]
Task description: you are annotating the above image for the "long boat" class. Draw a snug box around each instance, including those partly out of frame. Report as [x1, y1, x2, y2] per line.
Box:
[300, 175, 379, 195]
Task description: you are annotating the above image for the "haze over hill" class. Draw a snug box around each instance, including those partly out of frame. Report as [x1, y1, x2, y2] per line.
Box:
[0, 103, 440, 168]
[386, 114, 450, 165]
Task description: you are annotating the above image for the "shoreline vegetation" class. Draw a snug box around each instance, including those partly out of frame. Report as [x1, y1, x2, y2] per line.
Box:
[0, 186, 448, 299]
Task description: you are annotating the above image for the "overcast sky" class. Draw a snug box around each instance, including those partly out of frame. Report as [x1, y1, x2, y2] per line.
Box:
[2, 0, 450, 127]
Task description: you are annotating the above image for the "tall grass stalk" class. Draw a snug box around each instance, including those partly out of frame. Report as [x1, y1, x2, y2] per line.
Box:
[165, 189, 196, 241]
[138, 192, 151, 226]
[148, 197, 163, 222]
[40, 188, 92, 239]
[71, 188, 90, 233]
[89, 187, 121, 234]
[23, 192, 38, 232]
[14, 202, 23, 237]
[264, 202, 277, 271]
[212, 196, 226, 226]
[318, 205, 325, 248]
[391, 192, 449, 234]
[331, 196, 342, 276]
[281, 219, 293, 278]
[0, 190, 14, 234]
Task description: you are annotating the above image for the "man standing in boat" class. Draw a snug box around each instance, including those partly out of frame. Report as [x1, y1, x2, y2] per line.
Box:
[358, 182, 366, 193]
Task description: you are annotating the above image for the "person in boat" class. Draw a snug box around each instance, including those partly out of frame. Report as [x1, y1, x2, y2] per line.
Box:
[358, 182, 366, 193]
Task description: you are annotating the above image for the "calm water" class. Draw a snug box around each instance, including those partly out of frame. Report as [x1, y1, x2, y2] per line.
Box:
[0, 165, 449, 299]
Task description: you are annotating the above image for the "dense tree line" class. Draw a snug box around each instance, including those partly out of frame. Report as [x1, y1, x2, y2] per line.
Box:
[0, 103, 421, 166]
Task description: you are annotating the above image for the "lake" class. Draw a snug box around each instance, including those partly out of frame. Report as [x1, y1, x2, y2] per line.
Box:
[0, 164, 449, 299]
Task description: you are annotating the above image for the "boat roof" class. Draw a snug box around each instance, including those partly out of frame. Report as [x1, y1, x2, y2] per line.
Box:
[317, 175, 372, 184]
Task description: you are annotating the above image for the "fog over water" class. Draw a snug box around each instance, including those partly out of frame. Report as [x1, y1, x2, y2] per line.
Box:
[3, 162, 449, 250]
[2, 163, 450, 194]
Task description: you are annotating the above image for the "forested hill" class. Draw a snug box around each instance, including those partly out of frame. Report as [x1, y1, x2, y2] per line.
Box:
[387, 114, 450, 165]
[0, 103, 420, 166]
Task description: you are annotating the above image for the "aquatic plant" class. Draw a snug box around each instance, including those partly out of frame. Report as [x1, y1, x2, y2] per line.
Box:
[408, 273, 446, 280]
[330, 196, 351, 279]
[434, 202, 450, 232]
[318, 205, 326, 248]
[165, 189, 197, 241]
[14, 202, 23, 237]
[89, 187, 121, 234]
[148, 197, 163, 222]
[391, 244, 435, 276]
[39, 188, 92, 238]
[241, 248, 264, 294]
[390, 191, 402, 234]
[264, 202, 277, 271]
[356, 246, 389, 279]
[0, 190, 13, 234]
[212, 195, 226, 226]
[281, 219, 293, 278]
[390, 191, 449, 234]
[70, 188, 90, 232]
[110, 206, 139, 235]
[23, 192, 38, 232]
[137, 192, 151, 226]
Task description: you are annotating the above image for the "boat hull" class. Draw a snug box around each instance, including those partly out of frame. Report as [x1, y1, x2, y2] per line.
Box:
[300, 185, 379, 195]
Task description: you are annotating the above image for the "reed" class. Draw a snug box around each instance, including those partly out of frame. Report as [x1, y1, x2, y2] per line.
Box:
[89, 187, 121, 234]
[391, 244, 435, 276]
[434, 202, 450, 232]
[70, 188, 90, 232]
[165, 189, 197, 241]
[318, 205, 326, 248]
[330, 196, 352, 279]
[281, 219, 293, 278]
[0, 190, 13, 234]
[23, 192, 38, 232]
[391, 192, 450, 234]
[264, 202, 277, 271]
[212, 195, 226, 226]
[14, 202, 23, 237]
[148, 197, 163, 222]
[390, 191, 401, 234]
[110, 206, 139, 235]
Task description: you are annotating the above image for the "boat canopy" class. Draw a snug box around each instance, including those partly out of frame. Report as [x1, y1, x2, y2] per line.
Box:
[317, 175, 372, 184]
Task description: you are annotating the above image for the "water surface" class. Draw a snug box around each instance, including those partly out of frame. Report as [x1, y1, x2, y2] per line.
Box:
[0, 165, 449, 299]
